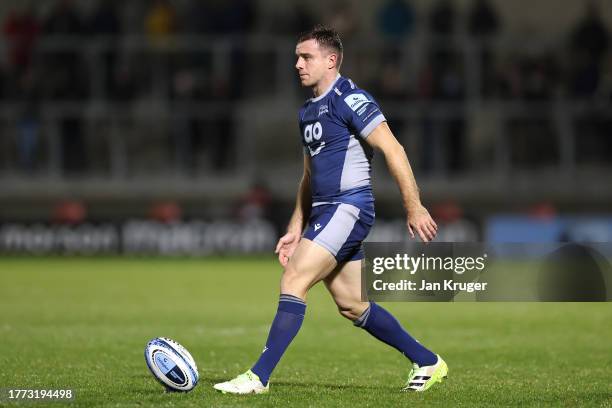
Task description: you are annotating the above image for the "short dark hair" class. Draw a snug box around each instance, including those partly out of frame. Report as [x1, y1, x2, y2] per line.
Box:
[298, 25, 343, 69]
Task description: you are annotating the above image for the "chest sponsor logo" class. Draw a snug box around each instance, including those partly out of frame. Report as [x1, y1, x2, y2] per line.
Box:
[303, 122, 322, 143]
[303, 121, 326, 157]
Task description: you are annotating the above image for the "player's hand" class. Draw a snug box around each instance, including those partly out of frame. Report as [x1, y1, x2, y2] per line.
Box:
[275, 232, 300, 267]
[407, 205, 438, 242]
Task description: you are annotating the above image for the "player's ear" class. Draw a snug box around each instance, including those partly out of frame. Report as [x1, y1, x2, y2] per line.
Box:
[328, 53, 338, 70]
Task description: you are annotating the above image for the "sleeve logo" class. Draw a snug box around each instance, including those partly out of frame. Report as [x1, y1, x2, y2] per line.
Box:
[344, 93, 370, 112]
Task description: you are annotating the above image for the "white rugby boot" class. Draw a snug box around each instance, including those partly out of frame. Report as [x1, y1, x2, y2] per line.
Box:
[213, 370, 269, 395]
[402, 354, 448, 392]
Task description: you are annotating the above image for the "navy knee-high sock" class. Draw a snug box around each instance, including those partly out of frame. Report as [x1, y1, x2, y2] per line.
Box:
[251, 294, 306, 386]
[354, 302, 437, 367]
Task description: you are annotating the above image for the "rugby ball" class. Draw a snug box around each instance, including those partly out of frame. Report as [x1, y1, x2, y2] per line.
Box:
[145, 337, 199, 392]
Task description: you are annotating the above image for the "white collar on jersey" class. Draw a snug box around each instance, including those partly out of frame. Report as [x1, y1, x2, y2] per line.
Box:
[309, 73, 341, 103]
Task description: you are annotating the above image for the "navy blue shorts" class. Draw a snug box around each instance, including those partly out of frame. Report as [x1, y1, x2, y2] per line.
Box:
[302, 202, 375, 263]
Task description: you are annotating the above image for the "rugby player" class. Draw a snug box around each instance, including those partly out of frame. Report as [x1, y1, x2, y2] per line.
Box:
[214, 25, 447, 394]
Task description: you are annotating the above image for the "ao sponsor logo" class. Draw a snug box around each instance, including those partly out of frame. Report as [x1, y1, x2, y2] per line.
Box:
[303, 121, 326, 157]
[303, 121, 322, 143]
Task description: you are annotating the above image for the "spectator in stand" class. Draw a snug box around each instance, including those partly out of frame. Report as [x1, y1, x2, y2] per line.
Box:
[144, 0, 176, 48]
[52, 200, 87, 224]
[185, 2, 212, 34]
[45, 0, 83, 35]
[0, 66, 5, 98]
[467, 0, 500, 97]
[43, 0, 87, 100]
[376, 0, 416, 90]
[379, 61, 409, 101]
[3, 4, 42, 172]
[89, 0, 121, 98]
[144, 0, 177, 100]
[2, 3, 41, 76]
[171, 68, 200, 175]
[15, 105, 41, 173]
[599, 54, 612, 100]
[428, 0, 459, 97]
[377, 0, 416, 40]
[417, 0, 467, 175]
[568, 1, 609, 98]
[90, 0, 120, 35]
[235, 182, 272, 222]
[216, 0, 255, 35]
[42, 0, 88, 175]
[570, 2, 609, 65]
[325, 1, 359, 41]
[214, 0, 256, 99]
[429, 0, 455, 36]
[523, 54, 559, 101]
[467, 0, 499, 38]
[149, 201, 182, 223]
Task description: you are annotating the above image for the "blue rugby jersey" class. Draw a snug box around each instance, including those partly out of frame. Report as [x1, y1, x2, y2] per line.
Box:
[298, 74, 386, 208]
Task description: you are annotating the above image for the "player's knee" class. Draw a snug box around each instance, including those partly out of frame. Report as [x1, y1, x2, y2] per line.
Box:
[281, 264, 300, 286]
[280, 263, 310, 294]
[336, 301, 368, 321]
[338, 307, 359, 320]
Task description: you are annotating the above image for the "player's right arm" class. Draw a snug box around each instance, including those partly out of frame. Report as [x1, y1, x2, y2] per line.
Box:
[275, 154, 311, 266]
[366, 122, 437, 242]
[337, 84, 436, 242]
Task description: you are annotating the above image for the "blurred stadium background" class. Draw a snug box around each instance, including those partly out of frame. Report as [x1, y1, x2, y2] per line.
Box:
[1, 0, 612, 255]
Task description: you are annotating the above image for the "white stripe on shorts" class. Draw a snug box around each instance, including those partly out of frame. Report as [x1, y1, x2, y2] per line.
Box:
[314, 203, 360, 256]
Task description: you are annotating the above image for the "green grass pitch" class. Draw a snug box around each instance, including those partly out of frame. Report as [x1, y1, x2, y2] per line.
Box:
[1, 257, 611, 407]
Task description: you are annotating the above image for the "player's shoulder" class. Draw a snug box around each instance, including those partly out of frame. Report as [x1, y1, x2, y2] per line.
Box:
[334, 76, 358, 95]
[332, 76, 377, 113]
[298, 76, 376, 118]
[334, 76, 375, 97]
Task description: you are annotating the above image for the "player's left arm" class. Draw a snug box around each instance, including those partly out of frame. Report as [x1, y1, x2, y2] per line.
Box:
[365, 122, 437, 242]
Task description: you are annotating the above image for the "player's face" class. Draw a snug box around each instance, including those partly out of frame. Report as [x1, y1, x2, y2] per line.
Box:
[295, 39, 330, 87]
